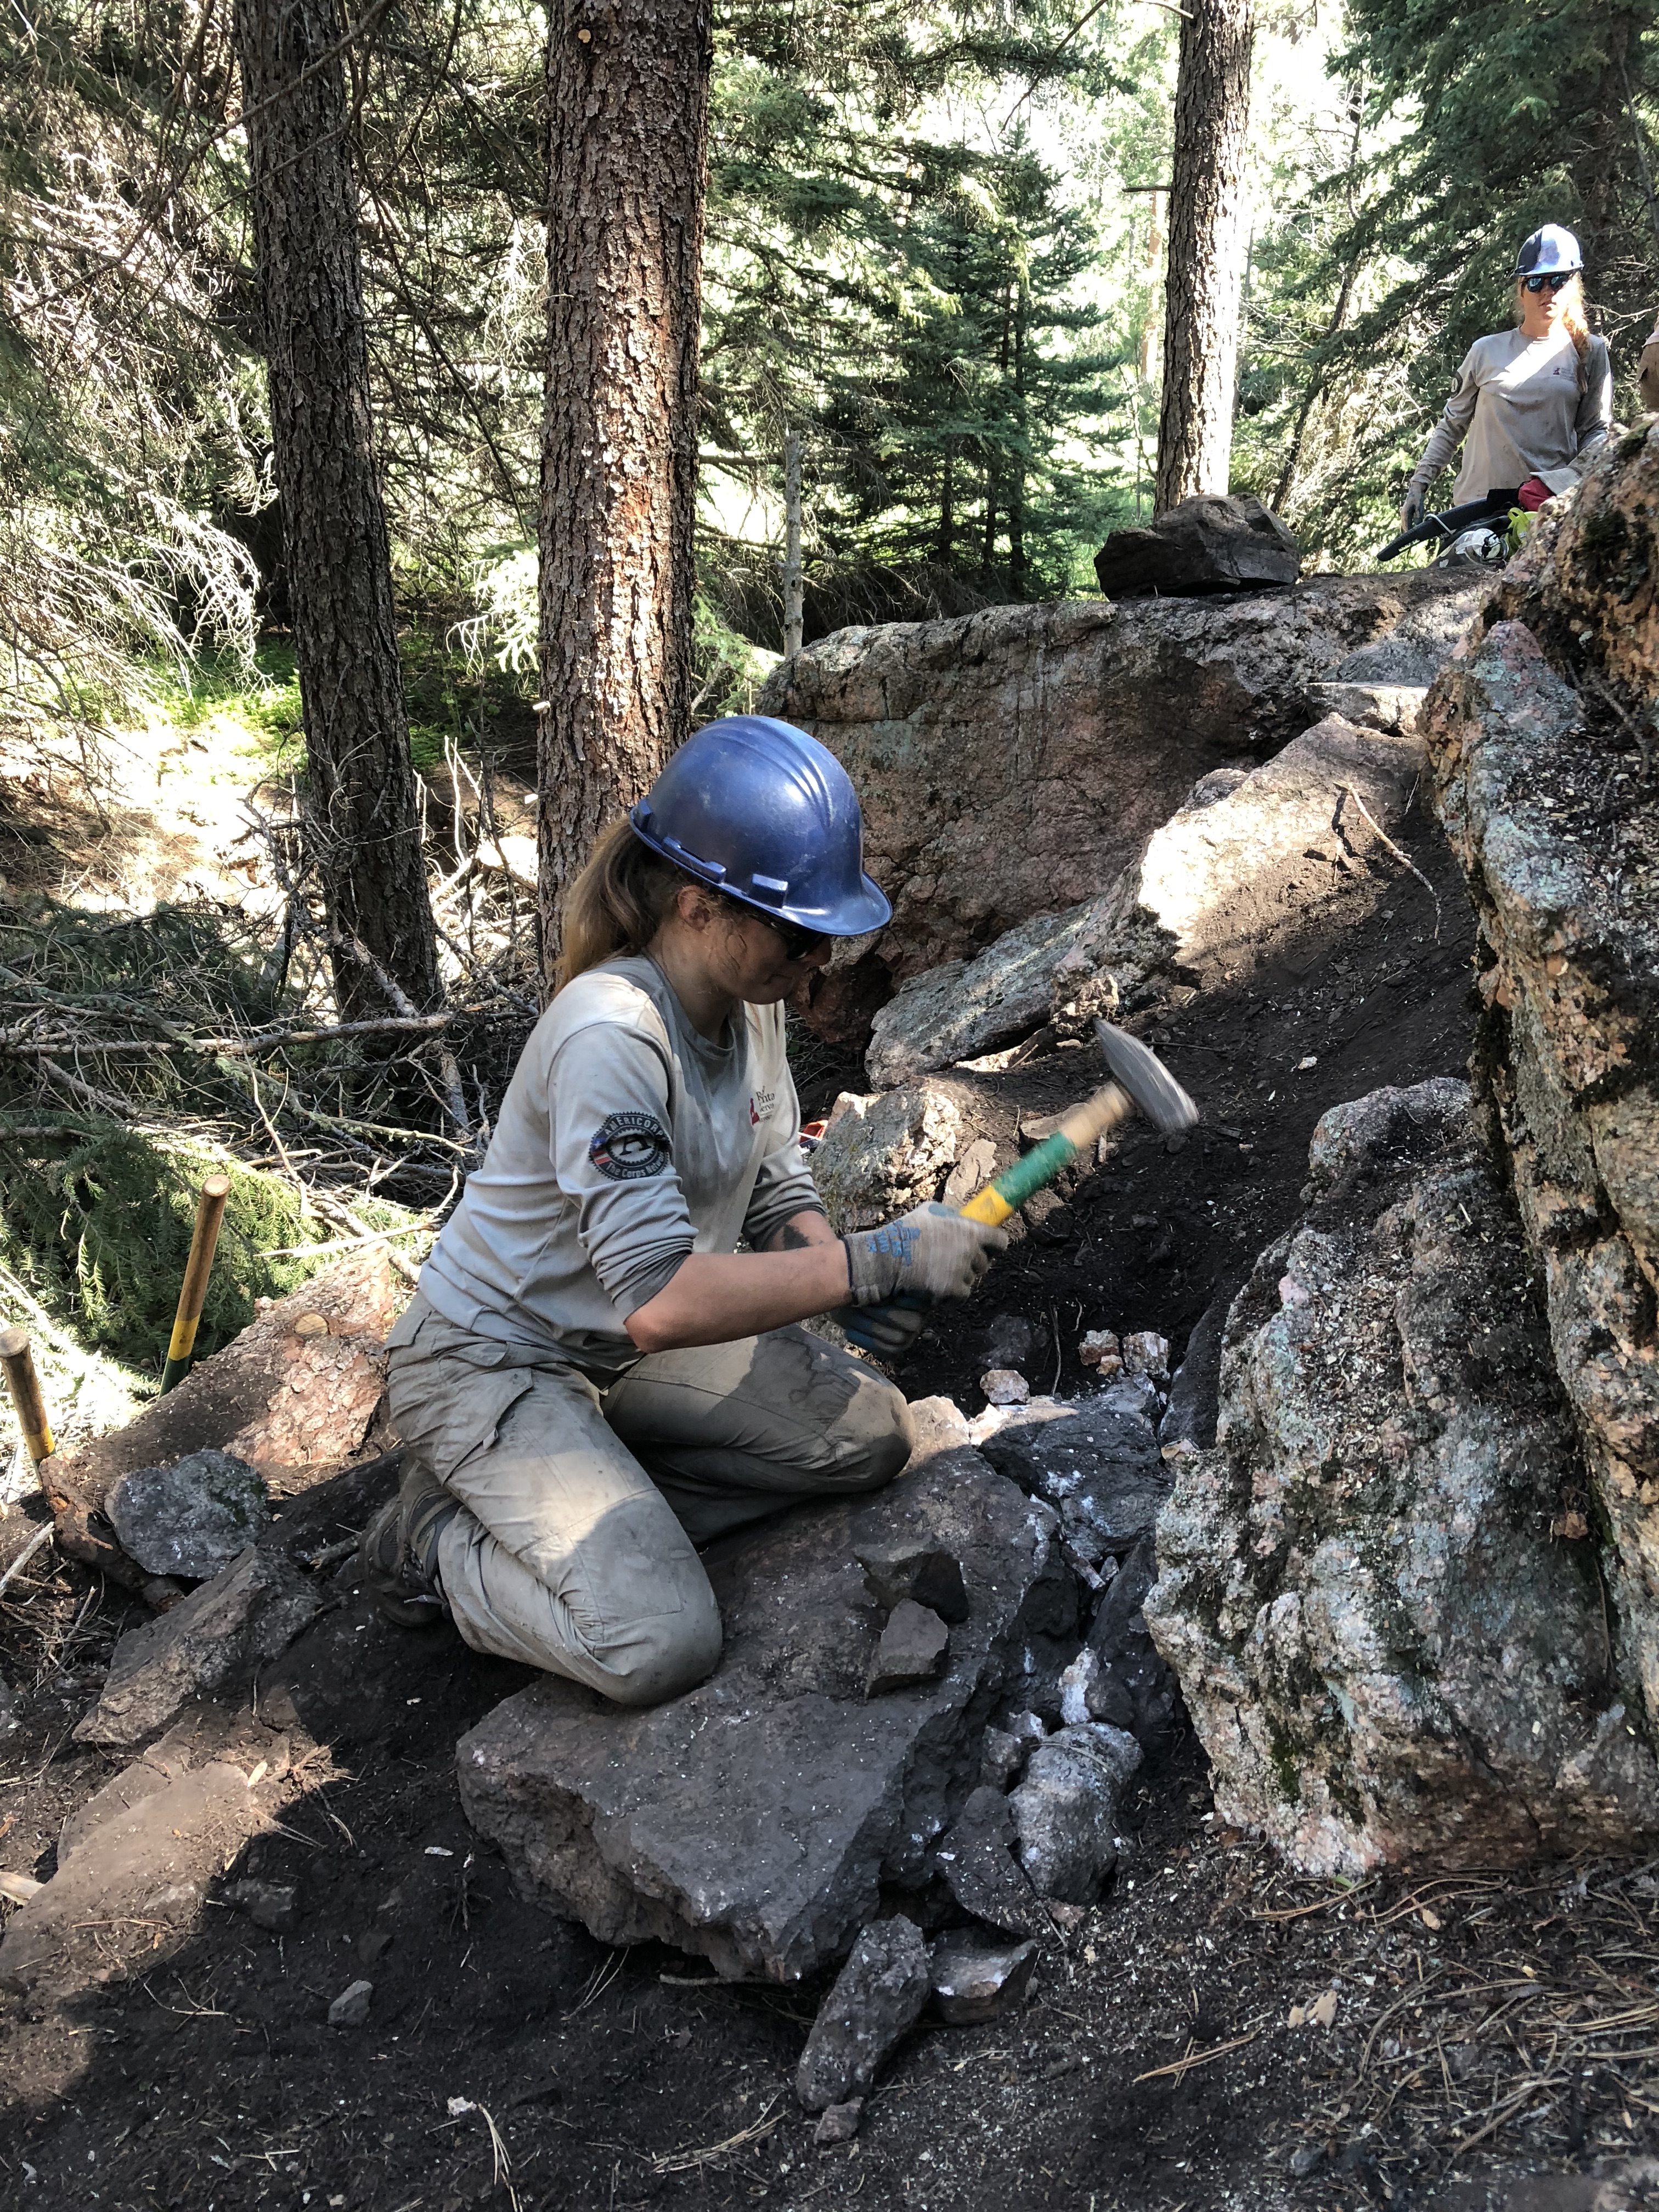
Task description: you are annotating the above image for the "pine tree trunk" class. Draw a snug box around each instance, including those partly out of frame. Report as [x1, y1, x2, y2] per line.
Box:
[537, 0, 713, 981]
[233, 0, 441, 1023]
[1155, 0, 1256, 514]
[1009, 291, 1028, 597]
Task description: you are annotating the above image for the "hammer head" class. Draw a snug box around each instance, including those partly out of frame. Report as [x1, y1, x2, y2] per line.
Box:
[1094, 1020, 1199, 1133]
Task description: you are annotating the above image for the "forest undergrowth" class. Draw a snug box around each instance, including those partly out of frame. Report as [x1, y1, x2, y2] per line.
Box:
[0, 631, 551, 1456]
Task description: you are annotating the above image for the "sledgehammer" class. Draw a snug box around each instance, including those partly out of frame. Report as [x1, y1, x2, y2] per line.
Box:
[955, 1022, 1198, 1228]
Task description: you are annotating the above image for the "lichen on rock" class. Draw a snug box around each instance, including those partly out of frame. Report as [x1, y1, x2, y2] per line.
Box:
[1147, 1081, 1659, 1875]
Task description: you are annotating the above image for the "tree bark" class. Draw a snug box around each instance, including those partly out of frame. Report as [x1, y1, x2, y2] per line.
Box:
[233, 0, 441, 1022]
[537, 0, 714, 980]
[1155, 0, 1256, 514]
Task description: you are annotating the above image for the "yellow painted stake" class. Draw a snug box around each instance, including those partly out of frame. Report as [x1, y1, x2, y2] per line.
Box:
[0, 1327, 55, 1463]
[161, 1171, 231, 1393]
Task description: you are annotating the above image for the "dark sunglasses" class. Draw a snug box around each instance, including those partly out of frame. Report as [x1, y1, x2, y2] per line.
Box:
[1522, 272, 1575, 293]
[720, 895, 827, 962]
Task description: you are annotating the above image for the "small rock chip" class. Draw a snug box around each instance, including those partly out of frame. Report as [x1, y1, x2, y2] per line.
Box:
[941, 1140, 997, 1209]
[1310, 1988, 1340, 2028]
[981, 1312, 1035, 1370]
[929, 1937, 1038, 2025]
[1296, 1054, 1318, 1071]
[981, 1368, 1030, 1406]
[796, 1918, 932, 2112]
[814, 2099, 864, 2146]
[1119, 1332, 1171, 1387]
[223, 1878, 297, 1933]
[1288, 2143, 1325, 2179]
[328, 1978, 374, 2028]
[293, 1313, 330, 1339]
[1077, 1330, 1121, 1371]
[1278, 1275, 1311, 1309]
[855, 1537, 969, 1624]
[356, 1928, 393, 1965]
[1010, 1723, 1141, 1901]
[979, 1726, 1026, 1791]
[867, 1601, 951, 1695]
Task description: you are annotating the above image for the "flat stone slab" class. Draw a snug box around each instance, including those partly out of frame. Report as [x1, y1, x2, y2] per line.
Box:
[457, 1399, 1071, 1982]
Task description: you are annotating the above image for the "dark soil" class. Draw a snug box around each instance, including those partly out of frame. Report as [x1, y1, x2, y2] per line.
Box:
[2, 791, 1653, 2212]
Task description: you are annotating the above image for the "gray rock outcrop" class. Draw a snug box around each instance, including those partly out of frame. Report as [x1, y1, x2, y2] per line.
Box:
[866, 709, 1430, 1086]
[1147, 1081, 1659, 1874]
[1424, 508, 1659, 1750]
[456, 1398, 1076, 1982]
[1093, 492, 1301, 597]
[760, 567, 1482, 1024]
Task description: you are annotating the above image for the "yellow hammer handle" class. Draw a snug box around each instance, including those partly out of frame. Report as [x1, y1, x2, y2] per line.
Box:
[956, 1081, 1133, 1227]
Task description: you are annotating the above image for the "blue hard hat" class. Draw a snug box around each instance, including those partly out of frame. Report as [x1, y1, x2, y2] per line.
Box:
[1516, 223, 1583, 276]
[629, 715, 892, 936]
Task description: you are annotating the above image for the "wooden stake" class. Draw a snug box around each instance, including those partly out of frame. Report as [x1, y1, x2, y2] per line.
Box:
[161, 1172, 231, 1394]
[0, 1327, 54, 1464]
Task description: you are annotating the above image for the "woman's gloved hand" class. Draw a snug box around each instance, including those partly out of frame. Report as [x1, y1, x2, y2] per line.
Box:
[1400, 488, 1426, 532]
[843, 1202, 1007, 1308]
[834, 1300, 929, 1358]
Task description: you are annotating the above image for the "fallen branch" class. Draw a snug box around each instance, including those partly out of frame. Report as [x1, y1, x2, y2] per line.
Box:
[0, 1523, 54, 1598]
[1336, 784, 1443, 942]
[0, 1012, 454, 1058]
[1133, 2025, 1261, 2085]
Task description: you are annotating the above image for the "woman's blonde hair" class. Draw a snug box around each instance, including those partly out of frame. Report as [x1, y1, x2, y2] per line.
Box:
[1518, 270, 1592, 388]
[557, 817, 691, 991]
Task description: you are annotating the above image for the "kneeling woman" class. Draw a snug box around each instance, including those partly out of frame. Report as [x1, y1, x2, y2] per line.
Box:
[362, 717, 1005, 1707]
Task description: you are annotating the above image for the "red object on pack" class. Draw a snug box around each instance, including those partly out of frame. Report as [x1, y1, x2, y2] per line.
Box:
[1517, 475, 1554, 512]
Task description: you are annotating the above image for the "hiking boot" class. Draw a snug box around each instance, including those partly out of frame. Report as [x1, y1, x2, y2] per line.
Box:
[360, 1460, 460, 1630]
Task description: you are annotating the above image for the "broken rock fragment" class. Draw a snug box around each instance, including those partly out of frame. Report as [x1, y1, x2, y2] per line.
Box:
[1009, 1722, 1141, 1901]
[106, 1449, 269, 1581]
[808, 1080, 968, 1232]
[929, 1936, 1039, 2026]
[328, 1978, 374, 2028]
[867, 1600, 950, 1694]
[854, 1533, 968, 1623]
[974, 1386, 1165, 1567]
[813, 2100, 864, 2146]
[795, 1917, 931, 2112]
[936, 1785, 1043, 1938]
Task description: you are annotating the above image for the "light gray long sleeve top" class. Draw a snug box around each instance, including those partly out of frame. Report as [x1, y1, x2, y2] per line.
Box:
[1408, 328, 1613, 505]
[418, 955, 822, 1373]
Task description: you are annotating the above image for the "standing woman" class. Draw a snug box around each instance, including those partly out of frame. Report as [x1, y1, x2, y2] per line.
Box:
[1400, 225, 1614, 532]
[362, 717, 1005, 1708]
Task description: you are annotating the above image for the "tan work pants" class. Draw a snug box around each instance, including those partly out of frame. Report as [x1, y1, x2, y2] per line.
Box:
[383, 1297, 913, 1708]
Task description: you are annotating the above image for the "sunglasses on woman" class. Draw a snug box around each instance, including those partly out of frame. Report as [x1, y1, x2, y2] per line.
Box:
[1522, 272, 1575, 293]
[721, 895, 828, 962]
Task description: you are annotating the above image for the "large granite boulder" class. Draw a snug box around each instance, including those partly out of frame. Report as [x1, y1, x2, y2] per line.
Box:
[1146, 1081, 1659, 1875]
[809, 1079, 970, 1233]
[760, 567, 1482, 1019]
[1092, 493, 1300, 597]
[1423, 435, 1659, 1741]
[456, 1399, 1076, 1982]
[867, 710, 1427, 1087]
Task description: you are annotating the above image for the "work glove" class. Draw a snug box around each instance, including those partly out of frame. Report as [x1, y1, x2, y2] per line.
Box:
[843, 1202, 1007, 1308]
[1400, 489, 1425, 532]
[834, 1299, 929, 1359]
[1517, 475, 1554, 512]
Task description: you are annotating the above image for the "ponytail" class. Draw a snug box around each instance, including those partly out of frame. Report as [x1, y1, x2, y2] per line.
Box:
[1561, 275, 1593, 391]
[557, 818, 689, 992]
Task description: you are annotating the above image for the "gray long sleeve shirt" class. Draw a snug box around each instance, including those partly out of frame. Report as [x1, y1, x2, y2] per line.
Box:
[1408, 328, 1613, 505]
[417, 955, 822, 1373]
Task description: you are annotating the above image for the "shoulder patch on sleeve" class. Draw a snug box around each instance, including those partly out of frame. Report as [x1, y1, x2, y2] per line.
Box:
[589, 1110, 672, 1181]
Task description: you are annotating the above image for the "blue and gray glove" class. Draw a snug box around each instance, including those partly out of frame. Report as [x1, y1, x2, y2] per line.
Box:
[837, 1299, 929, 1357]
[836, 1202, 1006, 1360]
[1401, 487, 1425, 532]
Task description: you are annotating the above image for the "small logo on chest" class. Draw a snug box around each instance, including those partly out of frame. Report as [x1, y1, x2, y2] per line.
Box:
[749, 1086, 777, 1127]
